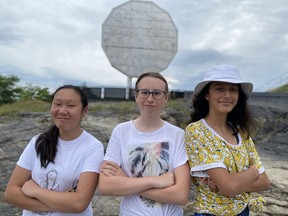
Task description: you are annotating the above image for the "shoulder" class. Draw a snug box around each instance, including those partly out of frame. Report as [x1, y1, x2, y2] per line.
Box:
[164, 121, 183, 130]
[185, 119, 204, 131]
[81, 130, 104, 148]
[113, 120, 132, 131]
[238, 130, 254, 146]
[27, 134, 42, 147]
[32, 133, 41, 141]
[163, 121, 184, 134]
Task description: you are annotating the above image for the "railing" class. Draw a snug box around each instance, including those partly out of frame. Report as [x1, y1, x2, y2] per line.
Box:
[249, 92, 288, 106]
[82, 87, 288, 105]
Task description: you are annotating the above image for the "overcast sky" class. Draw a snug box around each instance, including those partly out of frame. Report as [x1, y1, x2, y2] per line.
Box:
[1, 0, 288, 93]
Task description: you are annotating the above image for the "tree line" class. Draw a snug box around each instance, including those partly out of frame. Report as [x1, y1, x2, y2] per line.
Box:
[0, 74, 51, 106]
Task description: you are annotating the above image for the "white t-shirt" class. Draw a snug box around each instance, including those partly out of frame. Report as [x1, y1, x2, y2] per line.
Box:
[104, 120, 188, 216]
[17, 130, 104, 216]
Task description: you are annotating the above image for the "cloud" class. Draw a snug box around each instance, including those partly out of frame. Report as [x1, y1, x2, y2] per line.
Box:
[0, 0, 288, 93]
[0, 26, 24, 45]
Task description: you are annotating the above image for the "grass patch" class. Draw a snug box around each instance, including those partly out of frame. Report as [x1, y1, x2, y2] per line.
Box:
[89, 101, 139, 122]
[0, 99, 191, 128]
[269, 83, 288, 93]
[0, 100, 50, 121]
[89, 101, 137, 114]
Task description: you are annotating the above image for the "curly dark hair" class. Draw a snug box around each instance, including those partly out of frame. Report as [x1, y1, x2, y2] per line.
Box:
[189, 82, 253, 136]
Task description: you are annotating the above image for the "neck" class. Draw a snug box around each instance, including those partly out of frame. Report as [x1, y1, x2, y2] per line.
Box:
[204, 115, 228, 132]
[204, 117, 239, 145]
[59, 128, 83, 141]
[134, 117, 164, 132]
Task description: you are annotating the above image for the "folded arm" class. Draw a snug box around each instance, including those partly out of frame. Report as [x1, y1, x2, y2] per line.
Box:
[139, 162, 190, 205]
[243, 171, 270, 192]
[206, 164, 260, 197]
[20, 172, 98, 213]
[98, 160, 175, 196]
[4, 165, 52, 212]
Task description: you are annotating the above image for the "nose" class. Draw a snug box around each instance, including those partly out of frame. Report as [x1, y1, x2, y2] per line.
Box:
[59, 106, 68, 114]
[223, 90, 231, 98]
[147, 92, 155, 101]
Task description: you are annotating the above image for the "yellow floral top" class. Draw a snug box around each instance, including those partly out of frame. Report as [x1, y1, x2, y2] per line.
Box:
[185, 119, 265, 215]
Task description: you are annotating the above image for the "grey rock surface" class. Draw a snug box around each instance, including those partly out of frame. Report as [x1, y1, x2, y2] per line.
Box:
[0, 101, 287, 215]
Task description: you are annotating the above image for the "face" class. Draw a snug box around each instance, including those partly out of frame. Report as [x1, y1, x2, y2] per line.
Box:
[205, 82, 239, 115]
[135, 76, 168, 116]
[50, 88, 87, 134]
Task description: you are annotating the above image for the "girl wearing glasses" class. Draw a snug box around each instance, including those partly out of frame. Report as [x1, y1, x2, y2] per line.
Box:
[4, 85, 104, 216]
[99, 72, 190, 216]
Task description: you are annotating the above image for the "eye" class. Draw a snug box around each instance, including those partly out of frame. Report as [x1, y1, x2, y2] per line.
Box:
[153, 91, 162, 96]
[215, 87, 224, 92]
[140, 90, 149, 95]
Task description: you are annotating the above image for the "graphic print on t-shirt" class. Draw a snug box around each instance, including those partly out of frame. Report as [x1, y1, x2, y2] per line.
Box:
[129, 141, 169, 207]
[33, 169, 59, 215]
[40, 169, 59, 191]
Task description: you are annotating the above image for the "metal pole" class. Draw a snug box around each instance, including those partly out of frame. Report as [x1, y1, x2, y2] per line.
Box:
[126, 76, 132, 100]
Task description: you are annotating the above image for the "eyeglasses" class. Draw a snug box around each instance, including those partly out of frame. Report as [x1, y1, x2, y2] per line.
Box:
[136, 89, 167, 100]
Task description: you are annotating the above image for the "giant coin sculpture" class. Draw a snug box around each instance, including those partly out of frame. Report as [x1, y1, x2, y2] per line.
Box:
[102, 0, 178, 98]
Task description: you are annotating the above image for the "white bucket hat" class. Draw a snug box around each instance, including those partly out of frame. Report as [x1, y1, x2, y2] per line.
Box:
[194, 65, 253, 99]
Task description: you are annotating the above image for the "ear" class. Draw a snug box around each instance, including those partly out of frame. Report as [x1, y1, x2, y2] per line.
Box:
[82, 107, 88, 117]
[165, 92, 170, 100]
[163, 92, 169, 104]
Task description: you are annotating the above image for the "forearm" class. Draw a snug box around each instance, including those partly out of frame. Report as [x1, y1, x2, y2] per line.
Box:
[232, 165, 259, 184]
[31, 189, 90, 213]
[99, 161, 175, 197]
[4, 186, 51, 212]
[209, 165, 259, 197]
[244, 172, 271, 192]
[139, 185, 189, 205]
[20, 172, 98, 213]
[139, 163, 190, 205]
[225, 167, 259, 196]
[98, 175, 158, 196]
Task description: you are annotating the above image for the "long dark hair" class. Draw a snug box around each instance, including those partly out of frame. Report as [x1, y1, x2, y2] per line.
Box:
[35, 85, 88, 168]
[190, 82, 253, 136]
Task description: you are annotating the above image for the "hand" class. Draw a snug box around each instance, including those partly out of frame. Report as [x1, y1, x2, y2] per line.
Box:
[154, 172, 175, 189]
[21, 179, 40, 198]
[201, 177, 218, 192]
[100, 161, 127, 177]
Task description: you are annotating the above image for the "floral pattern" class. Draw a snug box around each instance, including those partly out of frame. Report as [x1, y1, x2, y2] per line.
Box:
[185, 119, 265, 215]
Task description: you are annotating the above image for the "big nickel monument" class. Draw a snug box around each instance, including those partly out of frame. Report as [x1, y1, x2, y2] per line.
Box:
[102, 0, 178, 99]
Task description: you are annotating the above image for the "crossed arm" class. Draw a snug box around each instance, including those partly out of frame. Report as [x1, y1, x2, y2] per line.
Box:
[4, 166, 52, 212]
[4, 165, 98, 213]
[98, 160, 190, 205]
[205, 165, 270, 197]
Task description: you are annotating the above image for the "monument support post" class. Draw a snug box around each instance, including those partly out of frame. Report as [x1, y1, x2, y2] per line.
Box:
[126, 76, 132, 100]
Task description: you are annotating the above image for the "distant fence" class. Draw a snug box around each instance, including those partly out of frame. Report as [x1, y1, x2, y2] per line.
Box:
[250, 92, 288, 105]
[82, 87, 288, 105]
[82, 87, 194, 101]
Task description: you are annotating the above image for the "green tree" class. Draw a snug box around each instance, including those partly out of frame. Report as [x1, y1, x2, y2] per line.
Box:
[19, 84, 51, 102]
[0, 74, 22, 105]
[269, 83, 288, 93]
[0, 75, 52, 105]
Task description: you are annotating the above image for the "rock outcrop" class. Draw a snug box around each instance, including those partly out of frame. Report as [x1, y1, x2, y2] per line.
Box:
[0, 100, 287, 215]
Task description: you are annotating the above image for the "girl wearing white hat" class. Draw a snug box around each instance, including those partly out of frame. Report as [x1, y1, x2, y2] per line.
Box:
[185, 65, 270, 215]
